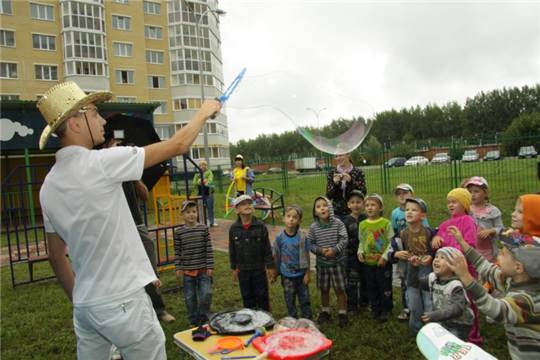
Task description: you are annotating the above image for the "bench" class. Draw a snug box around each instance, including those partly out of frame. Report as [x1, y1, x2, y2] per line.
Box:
[252, 187, 285, 225]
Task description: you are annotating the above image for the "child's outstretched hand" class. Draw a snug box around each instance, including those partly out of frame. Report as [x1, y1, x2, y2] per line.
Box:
[420, 255, 432, 266]
[357, 253, 364, 262]
[421, 314, 431, 323]
[153, 279, 162, 288]
[175, 270, 183, 278]
[431, 235, 443, 249]
[206, 269, 213, 277]
[232, 269, 239, 282]
[448, 225, 469, 251]
[323, 248, 335, 258]
[378, 257, 387, 267]
[447, 251, 475, 287]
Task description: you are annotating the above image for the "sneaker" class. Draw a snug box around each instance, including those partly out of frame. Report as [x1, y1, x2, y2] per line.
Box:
[211, 222, 219, 227]
[397, 309, 409, 321]
[158, 311, 176, 324]
[338, 314, 349, 327]
[317, 311, 331, 325]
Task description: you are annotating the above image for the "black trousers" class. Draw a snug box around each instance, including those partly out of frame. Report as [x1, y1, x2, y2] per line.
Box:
[346, 256, 369, 310]
[364, 263, 393, 314]
[238, 269, 270, 312]
[138, 225, 166, 314]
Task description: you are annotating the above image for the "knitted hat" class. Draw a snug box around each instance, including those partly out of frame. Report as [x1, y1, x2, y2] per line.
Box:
[521, 194, 540, 237]
[447, 188, 472, 213]
[436, 247, 461, 260]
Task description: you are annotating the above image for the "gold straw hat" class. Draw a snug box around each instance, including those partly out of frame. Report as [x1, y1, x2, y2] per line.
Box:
[36, 81, 112, 150]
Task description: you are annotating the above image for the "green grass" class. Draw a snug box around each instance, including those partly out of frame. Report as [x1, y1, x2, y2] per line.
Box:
[208, 157, 538, 229]
[1, 252, 511, 360]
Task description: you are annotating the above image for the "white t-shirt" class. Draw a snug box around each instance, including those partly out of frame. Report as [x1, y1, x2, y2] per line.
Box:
[40, 145, 156, 306]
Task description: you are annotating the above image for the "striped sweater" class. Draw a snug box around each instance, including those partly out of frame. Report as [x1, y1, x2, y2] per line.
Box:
[308, 196, 348, 266]
[464, 247, 540, 360]
[174, 223, 214, 271]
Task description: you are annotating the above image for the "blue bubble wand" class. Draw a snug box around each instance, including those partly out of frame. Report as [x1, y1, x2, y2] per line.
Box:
[211, 67, 246, 119]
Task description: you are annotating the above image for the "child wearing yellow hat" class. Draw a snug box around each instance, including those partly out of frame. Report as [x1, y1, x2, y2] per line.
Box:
[431, 188, 483, 346]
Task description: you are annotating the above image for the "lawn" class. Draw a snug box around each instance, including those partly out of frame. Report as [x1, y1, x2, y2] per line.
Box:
[1, 252, 510, 360]
[1, 158, 536, 359]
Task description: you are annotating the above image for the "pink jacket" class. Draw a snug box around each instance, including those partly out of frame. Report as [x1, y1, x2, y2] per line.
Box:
[437, 213, 478, 274]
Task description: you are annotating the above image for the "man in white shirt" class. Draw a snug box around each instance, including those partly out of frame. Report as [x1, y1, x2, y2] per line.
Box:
[37, 82, 220, 359]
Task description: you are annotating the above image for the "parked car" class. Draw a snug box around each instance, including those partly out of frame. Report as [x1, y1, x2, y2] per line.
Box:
[462, 150, 479, 162]
[267, 167, 283, 173]
[386, 157, 407, 167]
[518, 146, 538, 158]
[483, 150, 501, 161]
[431, 152, 450, 164]
[405, 156, 429, 166]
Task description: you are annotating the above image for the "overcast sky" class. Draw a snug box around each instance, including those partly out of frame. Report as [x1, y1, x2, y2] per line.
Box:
[219, 0, 540, 143]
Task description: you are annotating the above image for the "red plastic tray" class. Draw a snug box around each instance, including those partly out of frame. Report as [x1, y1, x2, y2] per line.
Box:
[252, 328, 332, 360]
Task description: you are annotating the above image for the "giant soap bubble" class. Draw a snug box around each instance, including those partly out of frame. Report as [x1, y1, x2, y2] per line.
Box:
[225, 70, 373, 155]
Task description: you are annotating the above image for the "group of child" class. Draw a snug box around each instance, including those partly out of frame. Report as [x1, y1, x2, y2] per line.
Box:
[173, 178, 540, 360]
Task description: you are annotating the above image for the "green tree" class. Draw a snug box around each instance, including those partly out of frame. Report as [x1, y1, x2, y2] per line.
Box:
[501, 112, 540, 156]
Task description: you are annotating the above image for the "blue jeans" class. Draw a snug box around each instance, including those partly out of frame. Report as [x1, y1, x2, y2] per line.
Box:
[202, 194, 215, 225]
[183, 273, 212, 326]
[407, 265, 433, 334]
[282, 275, 312, 319]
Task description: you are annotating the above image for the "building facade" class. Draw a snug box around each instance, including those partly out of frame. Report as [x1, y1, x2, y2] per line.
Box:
[0, 0, 230, 170]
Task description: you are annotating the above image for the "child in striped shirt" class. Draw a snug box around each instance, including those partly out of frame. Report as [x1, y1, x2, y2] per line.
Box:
[174, 200, 214, 326]
[308, 196, 349, 327]
[447, 194, 540, 360]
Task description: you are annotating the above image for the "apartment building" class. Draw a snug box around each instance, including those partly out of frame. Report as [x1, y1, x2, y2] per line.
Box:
[0, 0, 230, 170]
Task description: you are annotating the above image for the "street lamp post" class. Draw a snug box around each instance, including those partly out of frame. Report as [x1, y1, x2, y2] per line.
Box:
[190, 3, 225, 167]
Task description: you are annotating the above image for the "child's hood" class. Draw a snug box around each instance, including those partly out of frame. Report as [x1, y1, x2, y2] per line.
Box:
[521, 194, 540, 237]
[312, 196, 335, 222]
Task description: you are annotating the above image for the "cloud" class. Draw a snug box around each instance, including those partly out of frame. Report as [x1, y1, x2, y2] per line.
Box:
[219, 0, 540, 143]
[1, 118, 34, 142]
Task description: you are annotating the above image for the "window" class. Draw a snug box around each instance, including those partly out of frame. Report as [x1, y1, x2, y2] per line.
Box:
[144, 25, 162, 40]
[32, 34, 55, 50]
[207, 123, 217, 134]
[65, 61, 107, 76]
[0, 0, 12, 15]
[30, 3, 54, 21]
[0, 62, 17, 79]
[35, 64, 58, 80]
[0, 29, 14, 47]
[144, 1, 160, 15]
[153, 101, 167, 115]
[173, 97, 201, 111]
[148, 75, 165, 88]
[112, 15, 131, 30]
[116, 96, 137, 103]
[156, 126, 171, 140]
[113, 0, 129, 4]
[64, 31, 105, 60]
[113, 42, 132, 57]
[146, 50, 164, 64]
[63, 1, 104, 31]
[0, 94, 19, 100]
[191, 146, 222, 159]
[115, 70, 134, 84]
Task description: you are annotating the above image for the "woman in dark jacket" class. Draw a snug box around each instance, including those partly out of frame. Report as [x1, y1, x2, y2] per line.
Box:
[326, 153, 367, 220]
